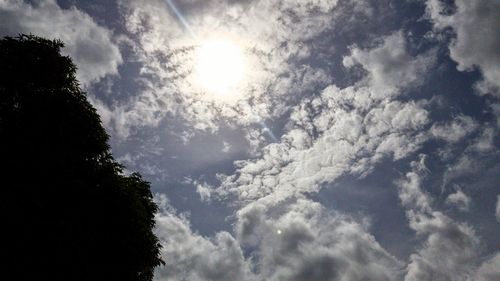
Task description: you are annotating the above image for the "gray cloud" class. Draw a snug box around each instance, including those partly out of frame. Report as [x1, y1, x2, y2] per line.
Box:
[154, 195, 251, 281]
[155, 194, 403, 281]
[440, 126, 497, 190]
[236, 198, 403, 281]
[475, 254, 500, 281]
[404, 211, 479, 281]
[397, 156, 480, 281]
[445, 189, 471, 212]
[0, 0, 123, 86]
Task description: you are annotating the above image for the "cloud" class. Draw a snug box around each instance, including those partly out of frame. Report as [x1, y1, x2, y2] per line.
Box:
[236, 198, 403, 281]
[397, 156, 480, 281]
[496, 195, 500, 222]
[430, 115, 478, 144]
[217, 31, 434, 202]
[404, 211, 480, 281]
[396, 156, 432, 213]
[112, 2, 496, 280]
[154, 193, 404, 281]
[426, 0, 500, 96]
[195, 181, 212, 202]
[469, 127, 495, 153]
[343, 31, 435, 97]
[95, 0, 351, 139]
[475, 254, 500, 281]
[2, 1, 497, 280]
[440, 126, 497, 189]
[221, 97, 430, 200]
[445, 189, 471, 212]
[153, 195, 251, 281]
[0, 0, 123, 86]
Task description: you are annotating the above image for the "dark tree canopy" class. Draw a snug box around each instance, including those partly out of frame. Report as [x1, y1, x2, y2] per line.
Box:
[0, 35, 163, 281]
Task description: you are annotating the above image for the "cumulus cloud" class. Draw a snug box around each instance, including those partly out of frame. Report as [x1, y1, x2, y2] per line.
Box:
[171, 31, 458, 280]
[154, 195, 251, 281]
[153, 193, 405, 281]
[404, 211, 479, 281]
[426, 0, 500, 96]
[217, 31, 434, 202]
[219, 93, 430, 201]
[116, 2, 496, 280]
[397, 156, 480, 281]
[2, 0, 498, 280]
[234, 197, 404, 281]
[0, 0, 123, 86]
[343, 31, 435, 96]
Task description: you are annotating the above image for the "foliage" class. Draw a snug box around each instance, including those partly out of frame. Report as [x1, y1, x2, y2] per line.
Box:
[0, 35, 163, 281]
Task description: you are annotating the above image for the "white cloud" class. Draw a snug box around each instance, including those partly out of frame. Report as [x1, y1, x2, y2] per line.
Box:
[195, 182, 212, 202]
[397, 156, 481, 281]
[218, 31, 434, 202]
[0, 0, 123, 86]
[404, 211, 479, 281]
[221, 141, 232, 153]
[126, 2, 495, 280]
[153, 193, 403, 281]
[96, 0, 347, 139]
[445, 189, 471, 212]
[426, 0, 500, 96]
[235, 198, 403, 281]
[440, 126, 497, 189]
[2, 1, 496, 280]
[183, 31, 445, 281]
[343, 31, 435, 97]
[154, 196, 252, 281]
[430, 115, 478, 144]
[396, 155, 432, 213]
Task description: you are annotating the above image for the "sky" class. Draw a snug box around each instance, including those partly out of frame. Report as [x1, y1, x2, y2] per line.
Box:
[1, 0, 499, 280]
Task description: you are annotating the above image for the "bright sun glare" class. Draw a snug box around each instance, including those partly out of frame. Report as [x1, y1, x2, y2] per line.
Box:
[195, 39, 246, 99]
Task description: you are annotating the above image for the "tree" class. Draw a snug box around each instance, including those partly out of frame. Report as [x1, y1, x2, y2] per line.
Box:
[0, 35, 164, 281]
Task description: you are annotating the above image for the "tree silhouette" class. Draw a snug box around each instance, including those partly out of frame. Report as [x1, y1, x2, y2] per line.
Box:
[0, 35, 163, 281]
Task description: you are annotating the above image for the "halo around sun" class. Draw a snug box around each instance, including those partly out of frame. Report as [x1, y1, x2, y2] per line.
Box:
[194, 38, 246, 100]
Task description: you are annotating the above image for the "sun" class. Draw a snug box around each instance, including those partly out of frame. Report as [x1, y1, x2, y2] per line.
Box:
[194, 39, 246, 99]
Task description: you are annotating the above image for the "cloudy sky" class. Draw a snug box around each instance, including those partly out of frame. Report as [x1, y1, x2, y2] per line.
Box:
[2, 0, 499, 280]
